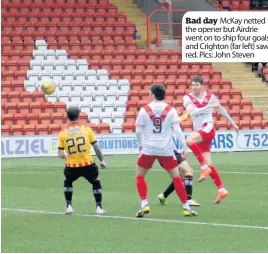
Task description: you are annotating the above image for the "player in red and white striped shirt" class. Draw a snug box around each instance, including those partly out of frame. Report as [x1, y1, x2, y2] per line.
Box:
[184, 76, 239, 203]
[135, 84, 197, 217]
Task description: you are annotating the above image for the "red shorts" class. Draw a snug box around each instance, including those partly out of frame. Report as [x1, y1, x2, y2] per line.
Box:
[197, 123, 216, 152]
[137, 154, 178, 171]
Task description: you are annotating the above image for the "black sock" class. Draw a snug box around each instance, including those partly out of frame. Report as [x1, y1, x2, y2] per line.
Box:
[163, 182, 175, 198]
[184, 176, 193, 200]
[92, 180, 102, 208]
[64, 179, 73, 207]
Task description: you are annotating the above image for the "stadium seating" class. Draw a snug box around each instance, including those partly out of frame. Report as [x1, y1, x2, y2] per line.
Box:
[1, 0, 267, 136]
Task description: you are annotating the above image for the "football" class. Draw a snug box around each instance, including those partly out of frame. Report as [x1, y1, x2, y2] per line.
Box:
[40, 79, 57, 95]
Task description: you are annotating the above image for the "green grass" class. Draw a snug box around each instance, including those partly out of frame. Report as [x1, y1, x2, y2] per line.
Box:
[2, 152, 268, 252]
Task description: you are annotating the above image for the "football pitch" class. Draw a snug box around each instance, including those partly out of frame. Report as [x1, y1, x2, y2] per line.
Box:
[2, 152, 268, 253]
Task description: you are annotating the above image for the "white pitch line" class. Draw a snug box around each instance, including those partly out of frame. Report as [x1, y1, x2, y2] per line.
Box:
[2, 208, 268, 230]
[2, 169, 268, 175]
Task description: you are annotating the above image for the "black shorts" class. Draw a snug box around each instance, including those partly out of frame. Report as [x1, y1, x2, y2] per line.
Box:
[64, 164, 99, 184]
[173, 150, 185, 165]
[159, 150, 185, 168]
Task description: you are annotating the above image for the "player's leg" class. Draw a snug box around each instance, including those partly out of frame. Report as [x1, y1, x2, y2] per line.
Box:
[203, 152, 229, 203]
[179, 161, 201, 206]
[186, 132, 212, 181]
[158, 151, 200, 206]
[159, 156, 197, 216]
[135, 154, 154, 217]
[83, 164, 106, 214]
[63, 167, 80, 215]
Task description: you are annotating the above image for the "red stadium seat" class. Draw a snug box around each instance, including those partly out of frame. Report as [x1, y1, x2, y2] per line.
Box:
[26, 113, 39, 125]
[78, 112, 89, 125]
[17, 102, 30, 114]
[11, 125, 23, 136]
[23, 124, 36, 135]
[262, 120, 268, 129]
[1, 125, 11, 136]
[122, 123, 134, 133]
[30, 102, 42, 114]
[51, 113, 65, 124]
[39, 113, 51, 124]
[239, 120, 251, 130]
[98, 123, 110, 134]
[36, 124, 49, 135]
[251, 109, 263, 120]
[49, 124, 61, 135]
[14, 113, 27, 125]
[251, 120, 262, 130]
[2, 113, 14, 125]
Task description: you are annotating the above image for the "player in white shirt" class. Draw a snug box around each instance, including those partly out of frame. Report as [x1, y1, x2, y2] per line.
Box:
[135, 84, 197, 217]
[184, 75, 239, 203]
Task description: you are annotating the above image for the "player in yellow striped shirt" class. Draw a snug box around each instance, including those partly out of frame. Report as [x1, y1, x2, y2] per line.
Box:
[58, 106, 107, 215]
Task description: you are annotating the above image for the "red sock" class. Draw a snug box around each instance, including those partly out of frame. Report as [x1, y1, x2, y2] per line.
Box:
[209, 165, 224, 189]
[173, 176, 187, 204]
[136, 175, 147, 200]
[188, 143, 206, 166]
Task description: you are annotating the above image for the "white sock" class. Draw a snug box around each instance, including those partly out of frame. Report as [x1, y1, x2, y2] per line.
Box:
[182, 203, 191, 210]
[218, 188, 226, 193]
[141, 199, 148, 208]
[201, 164, 208, 170]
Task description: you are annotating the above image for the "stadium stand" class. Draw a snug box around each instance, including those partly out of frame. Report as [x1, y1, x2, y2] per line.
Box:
[1, 0, 267, 136]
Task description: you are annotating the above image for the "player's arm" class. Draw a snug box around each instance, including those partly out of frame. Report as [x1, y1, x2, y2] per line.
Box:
[135, 108, 145, 150]
[212, 95, 239, 131]
[58, 132, 66, 159]
[171, 108, 187, 156]
[89, 128, 107, 168]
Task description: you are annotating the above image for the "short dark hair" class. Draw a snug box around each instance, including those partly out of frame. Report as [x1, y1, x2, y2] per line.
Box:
[151, 84, 166, 100]
[67, 106, 80, 121]
[191, 75, 204, 85]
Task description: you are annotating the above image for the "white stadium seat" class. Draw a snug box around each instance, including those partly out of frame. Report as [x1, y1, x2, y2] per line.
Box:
[93, 91, 105, 102]
[45, 50, 56, 60]
[97, 69, 109, 80]
[82, 92, 94, 102]
[24, 80, 37, 92]
[80, 101, 91, 112]
[70, 93, 82, 104]
[54, 61, 65, 72]
[88, 112, 101, 125]
[107, 80, 119, 92]
[30, 60, 42, 71]
[65, 59, 77, 72]
[42, 60, 54, 72]
[117, 91, 128, 103]
[58, 93, 70, 104]
[99, 112, 113, 125]
[106, 91, 117, 102]
[59, 81, 72, 93]
[103, 101, 115, 113]
[46, 94, 58, 103]
[118, 79, 130, 92]
[91, 101, 103, 113]
[56, 50, 68, 60]
[112, 112, 125, 126]
[36, 40, 48, 51]
[75, 70, 86, 81]
[51, 71, 63, 81]
[77, 59, 88, 71]
[114, 101, 126, 113]
[86, 70, 97, 80]
[27, 70, 39, 82]
[95, 80, 107, 93]
[72, 81, 84, 92]
[33, 50, 45, 60]
[84, 81, 96, 93]
[63, 71, 75, 81]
